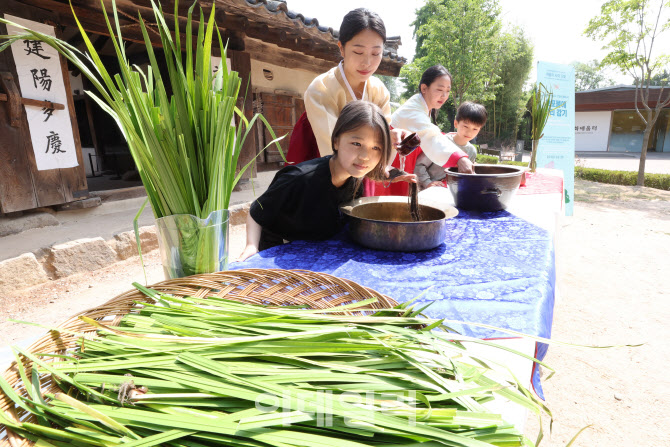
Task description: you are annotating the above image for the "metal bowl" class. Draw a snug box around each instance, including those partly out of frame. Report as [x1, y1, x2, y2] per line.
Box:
[446, 164, 524, 211]
[340, 197, 458, 252]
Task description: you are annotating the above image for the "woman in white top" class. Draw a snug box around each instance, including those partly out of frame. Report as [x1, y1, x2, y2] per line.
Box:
[390, 65, 475, 174]
[286, 8, 409, 165]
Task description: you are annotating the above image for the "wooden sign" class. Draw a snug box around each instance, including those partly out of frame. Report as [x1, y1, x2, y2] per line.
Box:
[6, 14, 79, 171]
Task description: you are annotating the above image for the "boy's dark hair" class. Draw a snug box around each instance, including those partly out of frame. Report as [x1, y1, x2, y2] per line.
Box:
[331, 101, 392, 182]
[455, 101, 488, 126]
[339, 8, 387, 46]
[419, 65, 452, 125]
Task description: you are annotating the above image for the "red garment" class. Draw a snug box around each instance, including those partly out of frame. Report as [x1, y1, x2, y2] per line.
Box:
[363, 148, 423, 197]
[286, 112, 320, 165]
[363, 131, 467, 197]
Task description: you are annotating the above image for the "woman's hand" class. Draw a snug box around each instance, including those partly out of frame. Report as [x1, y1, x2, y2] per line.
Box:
[391, 173, 418, 184]
[390, 128, 411, 147]
[237, 244, 258, 262]
[456, 157, 475, 174]
[427, 180, 446, 188]
[385, 166, 417, 183]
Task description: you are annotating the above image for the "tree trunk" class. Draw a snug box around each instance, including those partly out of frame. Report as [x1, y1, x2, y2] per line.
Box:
[499, 89, 505, 139]
[637, 126, 652, 186]
[492, 98, 496, 139]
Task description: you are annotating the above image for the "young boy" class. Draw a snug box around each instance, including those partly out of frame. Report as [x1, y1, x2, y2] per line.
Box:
[414, 101, 487, 190]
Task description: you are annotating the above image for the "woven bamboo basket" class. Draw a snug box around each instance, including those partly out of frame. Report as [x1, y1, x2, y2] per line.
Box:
[0, 268, 398, 447]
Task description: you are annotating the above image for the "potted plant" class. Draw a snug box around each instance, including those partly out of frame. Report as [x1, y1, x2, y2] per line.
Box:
[528, 83, 563, 172]
[0, 1, 281, 278]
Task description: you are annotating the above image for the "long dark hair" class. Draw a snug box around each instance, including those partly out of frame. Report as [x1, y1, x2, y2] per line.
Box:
[419, 65, 452, 125]
[331, 101, 392, 183]
[339, 8, 387, 47]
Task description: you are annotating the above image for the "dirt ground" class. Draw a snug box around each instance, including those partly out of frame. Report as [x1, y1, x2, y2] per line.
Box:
[524, 180, 670, 447]
[1, 179, 669, 447]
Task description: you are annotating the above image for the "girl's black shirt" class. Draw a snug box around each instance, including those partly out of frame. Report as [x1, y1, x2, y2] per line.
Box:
[250, 156, 361, 250]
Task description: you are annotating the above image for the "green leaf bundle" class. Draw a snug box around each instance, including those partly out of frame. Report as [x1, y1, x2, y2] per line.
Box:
[1, 286, 555, 447]
[528, 83, 564, 171]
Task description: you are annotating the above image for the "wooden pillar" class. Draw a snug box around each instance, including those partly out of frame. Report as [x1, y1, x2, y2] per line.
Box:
[81, 77, 101, 156]
[0, 42, 37, 212]
[52, 20, 88, 201]
[229, 50, 256, 184]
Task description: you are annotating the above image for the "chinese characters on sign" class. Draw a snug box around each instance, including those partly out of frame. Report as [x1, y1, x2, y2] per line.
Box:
[30, 68, 52, 91]
[45, 131, 64, 154]
[42, 105, 54, 121]
[6, 15, 78, 170]
[23, 39, 51, 59]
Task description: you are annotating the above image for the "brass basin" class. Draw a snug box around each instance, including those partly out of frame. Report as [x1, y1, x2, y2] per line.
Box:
[340, 197, 458, 252]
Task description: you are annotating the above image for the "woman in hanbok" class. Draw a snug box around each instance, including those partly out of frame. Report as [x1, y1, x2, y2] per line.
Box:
[366, 65, 476, 196]
[392, 65, 474, 170]
[286, 8, 408, 172]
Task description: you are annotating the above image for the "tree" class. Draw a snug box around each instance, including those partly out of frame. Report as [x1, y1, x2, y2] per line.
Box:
[585, 0, 670, 186]
[484, 27, 534, 141]
[400, 0, 504, 107]
[399, 0, 441, 100]
[572, 59, 616, 91]
[374, 74, 400, 103]
[400, 0, 533, 138]
[649, 69, 670, 85]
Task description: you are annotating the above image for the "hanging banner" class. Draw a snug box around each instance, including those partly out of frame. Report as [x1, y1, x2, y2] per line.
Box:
[536, 61, 575, 216]
[6, 15, 78, 171]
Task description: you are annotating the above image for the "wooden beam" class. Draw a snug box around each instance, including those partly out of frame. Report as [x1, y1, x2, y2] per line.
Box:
[215, 10, 248, 32]
[66, 30, 86, 49]
[113, 1, 246, 51]
[16, 0, 244, 51]
[92, 34, 110, 53]
[0, 92, 66, 111]
[244, 38, 333, 74]
[19, 0, 107, 25]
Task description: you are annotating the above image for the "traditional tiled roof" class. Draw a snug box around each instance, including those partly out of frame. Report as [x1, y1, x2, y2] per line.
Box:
[243, 0, 406, 64]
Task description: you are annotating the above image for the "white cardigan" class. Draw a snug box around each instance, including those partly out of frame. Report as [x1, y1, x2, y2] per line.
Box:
[391, 93, 467, 166]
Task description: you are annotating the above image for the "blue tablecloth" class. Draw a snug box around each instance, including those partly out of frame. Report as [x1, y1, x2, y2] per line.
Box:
[231, 209, 555, 398]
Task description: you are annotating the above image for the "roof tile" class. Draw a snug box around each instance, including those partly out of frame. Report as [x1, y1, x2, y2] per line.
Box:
[243, 0, 405, 63]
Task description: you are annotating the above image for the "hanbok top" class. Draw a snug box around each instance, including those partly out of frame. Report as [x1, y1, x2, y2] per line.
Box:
[303, 62, 392, 157]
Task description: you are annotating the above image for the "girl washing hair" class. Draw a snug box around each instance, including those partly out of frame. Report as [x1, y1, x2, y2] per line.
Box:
[239, 101, 394, 261]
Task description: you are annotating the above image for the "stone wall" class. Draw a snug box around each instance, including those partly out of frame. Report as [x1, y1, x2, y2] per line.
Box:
[0, 203, 250, 296]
